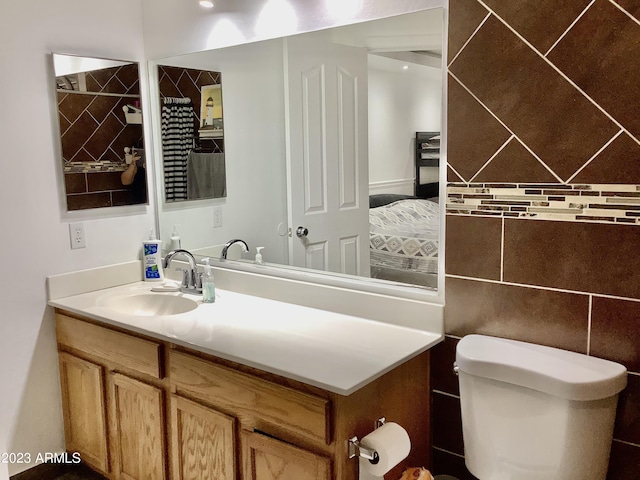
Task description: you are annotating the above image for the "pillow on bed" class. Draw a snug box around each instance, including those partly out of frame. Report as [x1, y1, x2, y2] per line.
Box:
[369, 194, 417, 208]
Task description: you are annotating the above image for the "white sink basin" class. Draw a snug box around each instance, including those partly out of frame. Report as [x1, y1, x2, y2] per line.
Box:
[99, 293, 199, 316]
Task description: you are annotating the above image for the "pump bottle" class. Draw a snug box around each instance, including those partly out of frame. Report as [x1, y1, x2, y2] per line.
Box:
[170, 225, 181, 250]
[201, 257, 215, 303]
[255, 247, 265, 265]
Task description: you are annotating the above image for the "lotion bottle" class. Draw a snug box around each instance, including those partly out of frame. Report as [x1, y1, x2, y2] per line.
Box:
[201, 257, 215, 303]
[142, 230, 164, 281]
[255, 247, 265, 265]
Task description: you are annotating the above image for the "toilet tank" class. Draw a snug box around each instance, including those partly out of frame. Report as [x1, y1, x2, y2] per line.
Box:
[455, 335, 627, 480]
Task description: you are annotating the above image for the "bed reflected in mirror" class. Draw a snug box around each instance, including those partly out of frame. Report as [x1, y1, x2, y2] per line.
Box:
[368, 131, 440, 289]
[369, 196, 439, 289]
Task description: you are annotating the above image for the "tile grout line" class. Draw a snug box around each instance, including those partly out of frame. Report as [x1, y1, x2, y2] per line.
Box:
[445, 272, 640, 303]
[500, 216, 505, 282]
[587, 294, 593, 355]
[432, 446, 466, 459]
[566, 130, 624, 183]
[433, 389, 460, 399]
[468, 135, 513, 183]
[613, 438, 640, 448]
[447, 163, 467, 184]
[448, 73, 563, 184]
[544, 0, 597, 57]
[512, 136, 564, 183]
[447, 12, 491, 69]
[609, 0, 640, 27]
[475, 0, 633, 141]
[447, 72, 513, 140]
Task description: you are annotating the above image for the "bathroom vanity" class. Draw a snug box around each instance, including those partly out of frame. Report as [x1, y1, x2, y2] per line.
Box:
[49, 279, 442, 480]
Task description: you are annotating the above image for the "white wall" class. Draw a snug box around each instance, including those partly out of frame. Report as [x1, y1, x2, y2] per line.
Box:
[0, 0, 153, 476]
[142, 0, 444, 59]
[153, 39, 289, 265]
[368, 60, 442, 194]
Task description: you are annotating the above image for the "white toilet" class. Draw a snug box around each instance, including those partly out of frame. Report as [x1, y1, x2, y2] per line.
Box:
[455, 334, 627, 480]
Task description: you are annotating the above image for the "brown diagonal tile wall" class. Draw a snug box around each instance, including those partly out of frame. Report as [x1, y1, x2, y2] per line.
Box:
[57, 63, 144, 210]
[157, 66, 224, 153]
[436, 1, 640, 478]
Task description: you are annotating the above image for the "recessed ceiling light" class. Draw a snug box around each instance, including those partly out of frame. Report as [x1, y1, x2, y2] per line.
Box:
[402, 65, 409, 70]
[199, 0, 214, 8]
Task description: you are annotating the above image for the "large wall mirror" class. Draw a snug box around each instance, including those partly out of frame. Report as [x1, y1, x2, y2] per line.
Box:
[52, 54, 148, 211]
[149, 8, 445, 298]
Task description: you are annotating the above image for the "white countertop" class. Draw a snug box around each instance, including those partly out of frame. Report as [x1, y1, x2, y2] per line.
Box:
[49, 281, 442, 395]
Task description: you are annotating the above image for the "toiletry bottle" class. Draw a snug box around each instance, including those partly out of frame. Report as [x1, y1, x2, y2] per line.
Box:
[142, 230, 164, 281]
[255, 247, 265, 265]
[170, 225, 181, 250]
[201, 258, 215, 303]
[124, 147, 133, 164]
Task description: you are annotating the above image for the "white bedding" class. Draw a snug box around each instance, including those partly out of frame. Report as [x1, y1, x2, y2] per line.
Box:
[369, 199, 439, 275]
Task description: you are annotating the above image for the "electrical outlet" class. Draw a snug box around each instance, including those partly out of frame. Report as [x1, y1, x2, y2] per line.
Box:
[213, 207, 223, 228]
[69, 222, 86, 249]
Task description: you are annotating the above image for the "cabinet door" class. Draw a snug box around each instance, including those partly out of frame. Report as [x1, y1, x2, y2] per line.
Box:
[58, 353, 109, 474]
[242, 430, 331, 480]
[170, 395, 236, 480]
[109, 373, 166, 480]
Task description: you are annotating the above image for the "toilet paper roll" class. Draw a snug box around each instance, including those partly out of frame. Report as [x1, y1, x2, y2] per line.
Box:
[358, 422, 411, 480]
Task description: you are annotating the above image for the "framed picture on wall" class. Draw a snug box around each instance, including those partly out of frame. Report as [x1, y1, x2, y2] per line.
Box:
[199, 84, 223, 138]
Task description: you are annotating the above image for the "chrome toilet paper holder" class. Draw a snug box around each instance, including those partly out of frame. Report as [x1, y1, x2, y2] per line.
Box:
[348, 417, 386, 463]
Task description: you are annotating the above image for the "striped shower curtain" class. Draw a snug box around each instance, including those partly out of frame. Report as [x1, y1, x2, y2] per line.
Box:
[161, 97, 194, 201]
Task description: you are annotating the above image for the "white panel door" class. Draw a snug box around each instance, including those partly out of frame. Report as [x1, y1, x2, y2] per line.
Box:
[285, 36, 370, 276]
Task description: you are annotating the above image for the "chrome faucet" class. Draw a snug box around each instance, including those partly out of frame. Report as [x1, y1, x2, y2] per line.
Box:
[163, 249, 202, 293]
[220, 239, 249, 259]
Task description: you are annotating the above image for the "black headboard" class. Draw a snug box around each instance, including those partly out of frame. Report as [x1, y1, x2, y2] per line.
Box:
[415, 181, 439, 200]
[369, 194, 416, 208]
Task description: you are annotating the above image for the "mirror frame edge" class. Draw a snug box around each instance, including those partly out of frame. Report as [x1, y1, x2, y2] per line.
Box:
[50, 52, 156, 221]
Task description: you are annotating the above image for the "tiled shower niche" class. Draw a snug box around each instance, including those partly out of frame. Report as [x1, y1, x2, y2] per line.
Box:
[57, 63, 145, 210]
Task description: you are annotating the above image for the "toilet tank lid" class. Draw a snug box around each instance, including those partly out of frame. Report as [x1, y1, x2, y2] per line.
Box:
[455, 335, 627, 401]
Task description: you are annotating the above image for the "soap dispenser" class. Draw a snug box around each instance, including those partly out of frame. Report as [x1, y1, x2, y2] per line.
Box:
[170, 225, 181, 250]
[201, 258, 215, 303]
[255, 247, 265, 265]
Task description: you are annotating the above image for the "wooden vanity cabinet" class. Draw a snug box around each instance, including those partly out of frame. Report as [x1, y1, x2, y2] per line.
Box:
[169, 349, 334, 480]
[56, 312, 167, 479]
[109, 374, 166, 480]
[242, 430, 332, 480]
[58, 352, 109, 475]
[170, 394, 236, 480]
[55, 310, 431, 480]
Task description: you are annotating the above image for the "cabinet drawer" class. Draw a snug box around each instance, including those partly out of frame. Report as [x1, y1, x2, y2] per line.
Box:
[242, 430, 331, 480]
[56, 313, 162, 378]
[170, 351, 331, 446]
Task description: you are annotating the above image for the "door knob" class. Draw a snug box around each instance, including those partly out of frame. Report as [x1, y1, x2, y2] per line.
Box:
[296, 226, 309, 238]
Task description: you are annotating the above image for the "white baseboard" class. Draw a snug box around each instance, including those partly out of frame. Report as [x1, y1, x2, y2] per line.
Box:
[368, 178, 414, 195]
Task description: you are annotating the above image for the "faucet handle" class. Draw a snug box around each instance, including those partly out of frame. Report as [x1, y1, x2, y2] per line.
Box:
[176, 268, 190, 288]
[191, 270, 203, 289]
